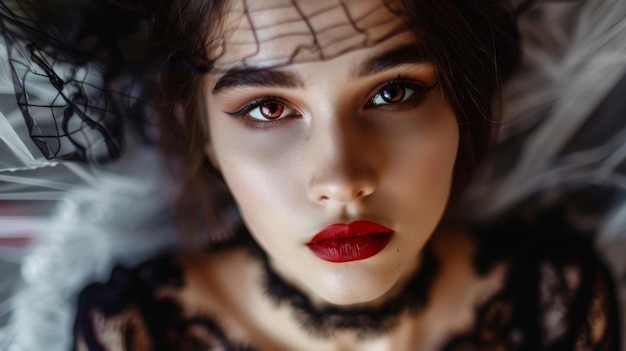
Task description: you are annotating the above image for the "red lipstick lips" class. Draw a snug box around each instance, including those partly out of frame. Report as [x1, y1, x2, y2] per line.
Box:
[306, 220, 393, 262]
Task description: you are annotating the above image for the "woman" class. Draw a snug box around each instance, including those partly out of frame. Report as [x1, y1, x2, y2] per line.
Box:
[72, 0, 620, 349]
[0, 0, 620, 350]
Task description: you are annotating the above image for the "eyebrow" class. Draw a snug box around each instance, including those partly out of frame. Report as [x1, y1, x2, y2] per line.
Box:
[211, 42, 432, 94]
[212, 68, 304, 94]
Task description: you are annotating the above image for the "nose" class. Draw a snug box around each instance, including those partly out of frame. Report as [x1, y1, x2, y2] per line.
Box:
[306, 118, 378, 205]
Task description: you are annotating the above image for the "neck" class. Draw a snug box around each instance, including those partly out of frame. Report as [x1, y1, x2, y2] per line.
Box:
[247, 239, 440, 339]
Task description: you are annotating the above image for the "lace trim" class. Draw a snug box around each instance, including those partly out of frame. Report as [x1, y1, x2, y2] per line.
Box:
[74, 226, 621, 350]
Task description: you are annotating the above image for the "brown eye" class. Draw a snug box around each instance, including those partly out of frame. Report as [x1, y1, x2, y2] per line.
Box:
[260, 102, 284, 120]
[380, 84, 405, 103]
[240, 99, 296, 121]
[367, 81, 434, 108]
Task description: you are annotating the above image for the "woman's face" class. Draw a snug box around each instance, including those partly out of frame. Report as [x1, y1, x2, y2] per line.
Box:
[204, 0, 459, 306]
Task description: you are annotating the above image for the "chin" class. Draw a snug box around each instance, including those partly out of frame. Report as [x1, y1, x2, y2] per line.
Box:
[313, 266, 401, 307]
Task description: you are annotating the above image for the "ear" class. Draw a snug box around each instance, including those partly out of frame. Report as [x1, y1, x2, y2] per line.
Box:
[205, 143, 221, 171]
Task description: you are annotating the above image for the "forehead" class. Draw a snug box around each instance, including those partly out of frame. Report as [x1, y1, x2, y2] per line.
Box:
[212, 0, 408, 70]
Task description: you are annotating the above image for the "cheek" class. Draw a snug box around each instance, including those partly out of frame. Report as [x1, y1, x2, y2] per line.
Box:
[207, 115, 302, 241]
[402, 119, 458, 197]
[220, 157, 296, 228]
[217, 154, 307, 263]
[382, 107, 459, 229]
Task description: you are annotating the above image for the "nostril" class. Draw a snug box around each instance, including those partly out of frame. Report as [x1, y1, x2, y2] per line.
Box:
[307, 171, 377, 205]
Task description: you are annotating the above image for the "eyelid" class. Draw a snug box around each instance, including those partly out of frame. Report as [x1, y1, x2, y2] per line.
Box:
[224, 96, 292, 117]
[365, 78, 438, 109]
[366, 77, 433, 100]
[223, 96, 301, 129]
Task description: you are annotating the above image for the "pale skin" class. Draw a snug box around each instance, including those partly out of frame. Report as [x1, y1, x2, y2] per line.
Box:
[184, 0, 509, 349]
[205, 0, 456, 307]
[176, 231, 508, 350]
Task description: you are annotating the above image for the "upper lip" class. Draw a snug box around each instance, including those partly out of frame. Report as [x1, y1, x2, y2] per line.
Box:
[308, 220, 393, 243]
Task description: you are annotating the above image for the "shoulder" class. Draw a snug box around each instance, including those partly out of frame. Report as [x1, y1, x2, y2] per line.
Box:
[73, 254, 184, 350]
[443, 211, 621, 350]
[73, 247, 258, 351]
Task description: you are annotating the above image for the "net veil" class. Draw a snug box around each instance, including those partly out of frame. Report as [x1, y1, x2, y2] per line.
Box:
[209, 0, 407, 70]
[0, 0, 625, 350]
[0, 2, 177, 349]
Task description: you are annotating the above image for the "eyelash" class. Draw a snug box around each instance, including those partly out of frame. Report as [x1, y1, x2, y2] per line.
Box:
[224, 96, 298, 129]
[224, 77, 437, 129]
[365, 78, 438, 110]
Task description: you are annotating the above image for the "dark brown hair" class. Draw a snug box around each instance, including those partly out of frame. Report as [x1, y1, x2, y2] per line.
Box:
[152, 0, 521, 242]
[402, 2, 521, 198]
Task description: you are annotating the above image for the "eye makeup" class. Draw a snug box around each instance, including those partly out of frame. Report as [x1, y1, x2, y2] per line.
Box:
[221, 75, 439, 130]
[365, 77, 439, 111]
[223, 96, 302, 129]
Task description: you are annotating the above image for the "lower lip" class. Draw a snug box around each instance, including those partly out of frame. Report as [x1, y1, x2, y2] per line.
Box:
[307, 221, 394, 263]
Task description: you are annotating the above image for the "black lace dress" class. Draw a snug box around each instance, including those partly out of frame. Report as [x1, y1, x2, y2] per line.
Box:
[73, 214, 621, 351]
